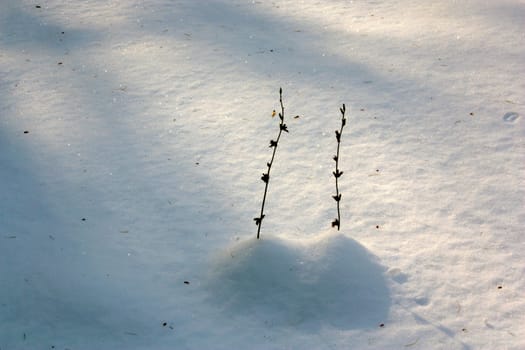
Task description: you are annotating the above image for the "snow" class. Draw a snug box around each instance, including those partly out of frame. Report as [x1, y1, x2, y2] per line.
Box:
[1, 0, 524, 349]
[207, 232, 389, 329]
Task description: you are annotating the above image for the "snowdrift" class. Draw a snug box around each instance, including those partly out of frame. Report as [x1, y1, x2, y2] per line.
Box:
[207, 232, 390, 330]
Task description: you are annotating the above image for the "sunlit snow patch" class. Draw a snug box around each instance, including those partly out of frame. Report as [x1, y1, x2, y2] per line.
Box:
[206, 232, 390, 330]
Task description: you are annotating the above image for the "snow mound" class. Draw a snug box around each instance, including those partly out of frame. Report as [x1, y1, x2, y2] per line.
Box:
[206, 232, 390, 330]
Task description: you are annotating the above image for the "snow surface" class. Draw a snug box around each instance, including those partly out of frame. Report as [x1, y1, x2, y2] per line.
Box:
[1, 0, 524, 349]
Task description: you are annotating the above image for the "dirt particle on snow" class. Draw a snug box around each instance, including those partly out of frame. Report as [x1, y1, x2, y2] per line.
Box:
[379, 323, 385, 328]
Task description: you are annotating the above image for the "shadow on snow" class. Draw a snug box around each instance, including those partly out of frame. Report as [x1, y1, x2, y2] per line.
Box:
[206, 232, 390, 331]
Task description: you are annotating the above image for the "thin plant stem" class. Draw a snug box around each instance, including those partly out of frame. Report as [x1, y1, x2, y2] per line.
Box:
[255, 88, 288, 239]
[332, 104, 346, 230]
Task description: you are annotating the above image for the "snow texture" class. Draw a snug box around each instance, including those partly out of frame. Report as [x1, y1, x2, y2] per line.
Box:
[1, 0, 524, 349]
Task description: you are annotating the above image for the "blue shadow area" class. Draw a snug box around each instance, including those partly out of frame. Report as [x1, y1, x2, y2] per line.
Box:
[206, 233, 390, 330]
